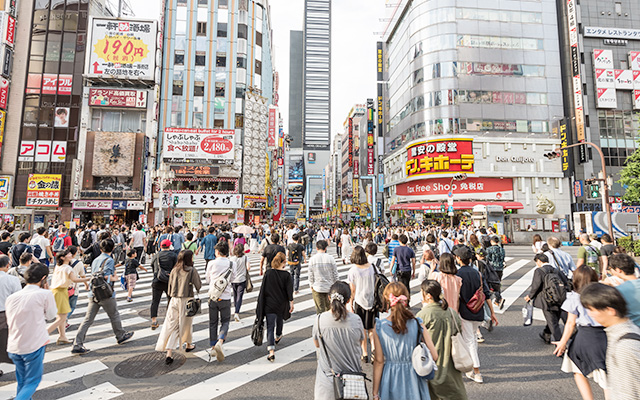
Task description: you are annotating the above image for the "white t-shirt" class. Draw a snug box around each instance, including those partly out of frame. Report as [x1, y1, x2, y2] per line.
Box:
[50, 264, 73, 290]
[131, 230, 146, 247]
[347, 265, 375, 310]
[205, 257, 236, 300]
[30, 235, 50, 259]
[367, 255, 385, 275]
[286, 228, 299, 244]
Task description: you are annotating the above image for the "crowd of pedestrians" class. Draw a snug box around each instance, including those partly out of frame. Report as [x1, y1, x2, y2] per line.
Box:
[0, 220, 637, 400]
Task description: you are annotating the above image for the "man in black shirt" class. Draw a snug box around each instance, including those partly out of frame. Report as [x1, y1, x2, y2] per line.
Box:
[286, 233, 306, 294]
[0, 232, 11, 255]
[260, 233, 285, 275]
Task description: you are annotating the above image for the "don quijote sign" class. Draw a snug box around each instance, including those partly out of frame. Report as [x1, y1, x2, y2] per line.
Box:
[495, 156, 535, 163]
[163, 128, 235, 165]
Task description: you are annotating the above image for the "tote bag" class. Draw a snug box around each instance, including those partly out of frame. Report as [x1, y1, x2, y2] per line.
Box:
[449, 308, 474, 372]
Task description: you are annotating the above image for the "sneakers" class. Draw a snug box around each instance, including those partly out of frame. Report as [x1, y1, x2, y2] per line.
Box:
[207, 347, 217, 363]
[71, 346, 90, 355]
[234, 313, 240, 322]
[214, 341, 225, 362]
[476, 333, 485, 343]
[117, 331, 134, 344]
[498, 298, 505, 310]
[466, 371, 484, 383]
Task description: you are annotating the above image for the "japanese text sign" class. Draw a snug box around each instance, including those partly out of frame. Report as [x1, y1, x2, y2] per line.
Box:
[27, 174, 61, 207]
[89, 88, 147, 108]
[168, 194, 242, 209]
[163, 128, 235, 165]
[405, 138, 474, 178]
[87, 18, 157, 80]
[268, 106, 276, 148]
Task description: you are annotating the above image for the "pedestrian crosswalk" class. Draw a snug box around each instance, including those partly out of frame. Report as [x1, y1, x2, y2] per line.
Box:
[0, 247, 544, 399]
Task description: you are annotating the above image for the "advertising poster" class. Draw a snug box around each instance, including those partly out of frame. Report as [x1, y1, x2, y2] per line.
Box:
[54, 107, 69, 127]
[614, 69, 633, 89]
[89, 88, 147, 108]
[163, 128, 235, 165]
[0, 175, 10, 209]
[594, 69, 615, 88]
[86, 19, 157, 80]
[26, 174, 61, 207]
[596, 87, 617, 108]
[268, 106, 276, 148]
[593, 49, 614, 69]
[405, 138, 474, 178]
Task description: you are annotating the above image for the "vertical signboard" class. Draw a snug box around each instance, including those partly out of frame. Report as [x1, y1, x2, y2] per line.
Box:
[376, 42, 384, 82]
[348, 118, 353, 168]
[567, 0, 585, 142]
[268, 106, 276, 148]
[367, 99, 375, 175]
[553, 119, 573, 178]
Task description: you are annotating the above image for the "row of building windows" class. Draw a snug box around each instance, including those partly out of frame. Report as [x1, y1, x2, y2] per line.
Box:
[410, 62, 546, 87]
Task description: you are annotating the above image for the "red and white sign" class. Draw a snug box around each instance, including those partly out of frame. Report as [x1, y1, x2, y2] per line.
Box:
[0, 77, 7, 109]
[72, 200, 113, 210]
[396, 177, 513, 201]
[4, 15, 14, 47]
[634, 70, 640, 88]
[405, 138, 474, 178]
[634, 90, 640, 110]
[593, 49, 613, 69]
[629, 51, 640, 70]
[268, 107, 276, 148]
[29, 74, 73, 95]
[594, 69, 615, 88]
[19, 140, 66, 162]
[163, 128, 235, 164]
[614, 69, 634, 89]
[596, 87, 617, 109]
[89, 88, 147, 108]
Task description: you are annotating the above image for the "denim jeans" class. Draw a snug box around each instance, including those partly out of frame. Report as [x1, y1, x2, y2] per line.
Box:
[305, 242, 313, 257]
[232, 282, 246, 314]
[67, 294, 78, 318]
[9, 345, 46, 400]
[208, 299, 231, 346]
[73, 296, 126, 347]
[289, 263, 301, 292]
[266, 313, 283, 351]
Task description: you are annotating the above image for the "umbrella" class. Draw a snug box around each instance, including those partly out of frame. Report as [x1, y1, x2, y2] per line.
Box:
[233, 225, 255, 235]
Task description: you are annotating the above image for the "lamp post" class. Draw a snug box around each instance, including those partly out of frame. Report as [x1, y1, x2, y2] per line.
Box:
[151, 163, 175, 225]
[545, 142, 614, 241]
[449, 173, 468, 227]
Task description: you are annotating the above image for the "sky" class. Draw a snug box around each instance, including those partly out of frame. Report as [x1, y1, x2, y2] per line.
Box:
[130, 0, 387, 140]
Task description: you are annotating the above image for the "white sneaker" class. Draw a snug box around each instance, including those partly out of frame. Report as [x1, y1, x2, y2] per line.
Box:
[207, 347, 217, 363]
[466, 371, 484, 383]
[234, 313, 240, 322]
[476, 333, 485, 343]
[215, 342, 225, 362]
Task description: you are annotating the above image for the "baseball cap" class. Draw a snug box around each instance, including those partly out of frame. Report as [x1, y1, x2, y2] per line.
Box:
[161, 239, 172, 248]
[453, 246, 474, 260]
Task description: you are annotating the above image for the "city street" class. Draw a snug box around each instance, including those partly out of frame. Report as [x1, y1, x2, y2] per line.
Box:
[0, 245, 604, 400]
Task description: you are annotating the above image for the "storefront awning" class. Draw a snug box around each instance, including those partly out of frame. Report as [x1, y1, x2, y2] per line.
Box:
[389, 201, 524, 211]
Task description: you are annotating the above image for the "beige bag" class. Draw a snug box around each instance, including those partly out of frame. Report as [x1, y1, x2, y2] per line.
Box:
[449, 308, 474, 373]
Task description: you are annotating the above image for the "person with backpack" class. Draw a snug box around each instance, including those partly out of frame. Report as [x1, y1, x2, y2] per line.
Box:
[551, 266, 607, 400]
[260, 233, 285, 275]
[286, 233, 306, 295]
[124, 249, 149, 302]
[30, 227, 53, 267]
[308, 240, 339, 314]
[576, 233, 605, 280]
[182, 232, 198, 253]
[51, 226, 72, 257]
[545, 237, 577, 279]
[80, 223, 97, 253]
[581, 283, 640, 400]
[486, 237, 506, 310]
[389, 234, 416, 294]
[149, 239, 178, 330]
[71, 239, 134, 355]
[525, 253, 568, 345]
[206, 241, 237, 362]
[347, 246, 377, 363]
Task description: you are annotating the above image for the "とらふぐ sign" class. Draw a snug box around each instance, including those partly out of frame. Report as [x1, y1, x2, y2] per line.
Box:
[405, 138, 474, 178]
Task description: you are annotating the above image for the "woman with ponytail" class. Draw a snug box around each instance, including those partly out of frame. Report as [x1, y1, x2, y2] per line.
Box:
[312, 281, 365, 400]
[417, 280, 468, 400]
[372, 282, 438, 400]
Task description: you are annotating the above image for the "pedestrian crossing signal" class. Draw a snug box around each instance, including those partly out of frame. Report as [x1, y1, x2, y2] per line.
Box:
[589, 184, 600, 199]
[173, 195, 179, 206]
[440, 204, 445, 212]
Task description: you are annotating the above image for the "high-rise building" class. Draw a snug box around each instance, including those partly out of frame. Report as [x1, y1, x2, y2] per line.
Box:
[557, 0, 640, 220]
[380, 0, 571, 242]
[157, 0, 275, 226]
[288, 30, 304, 149]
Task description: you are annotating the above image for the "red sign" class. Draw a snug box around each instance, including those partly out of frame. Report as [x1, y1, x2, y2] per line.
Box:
[58, 74, 72, 94]
[348, 118, 353, 168]
[405, 138, 474, 178]
[30, 74, 73, 95]
[89, 88, 147, 108]
[0, 78, 7, 109]
[201, 136, 233, 154]
[396, 177, 513, 200]
[367, 148, 375, 175]
[5, 15, 15, 46]
[268, 107, 276, 148]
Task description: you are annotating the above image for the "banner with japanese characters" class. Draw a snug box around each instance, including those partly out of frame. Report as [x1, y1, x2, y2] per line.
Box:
[26, 174, 61, 207]
[165, 193, 242, 209]
[86, 18, 157, 80]
[405, 138, 474, 178]
[163, 128, 235, 165]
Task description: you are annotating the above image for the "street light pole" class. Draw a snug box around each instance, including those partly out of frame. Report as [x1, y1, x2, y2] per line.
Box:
[554, 142, 614, 241]
[449, 174, 468, 228]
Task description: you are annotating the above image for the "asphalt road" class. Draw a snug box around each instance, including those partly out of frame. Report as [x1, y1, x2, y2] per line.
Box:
[0, 244, 606, 400]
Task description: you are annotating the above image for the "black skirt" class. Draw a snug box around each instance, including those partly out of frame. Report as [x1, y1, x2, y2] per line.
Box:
[354, 302, 378, 330]
[567, 325, 607, 376]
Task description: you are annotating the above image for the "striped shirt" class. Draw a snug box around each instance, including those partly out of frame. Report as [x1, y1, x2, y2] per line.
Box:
[605, 320, 640, 400]
[388, 240, 400, 263]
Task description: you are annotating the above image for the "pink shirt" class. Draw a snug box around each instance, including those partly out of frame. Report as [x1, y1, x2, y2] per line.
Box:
[6, 285, 57, 355]
[429, 270, 462, 312]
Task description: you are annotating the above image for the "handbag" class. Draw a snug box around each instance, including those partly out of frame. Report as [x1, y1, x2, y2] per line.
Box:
[245, 273, 254, 293]
[412, 320, 436, 378]
[317, 315, 369, 400]
[449, 308, 474, 372]
[186, 297, 201, 317]
[466, 271, 486, 313]
[251, 316, 264, 346]
[522, 300, 533, 326]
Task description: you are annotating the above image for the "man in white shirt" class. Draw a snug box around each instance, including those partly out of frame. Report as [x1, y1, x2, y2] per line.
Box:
[30, 227, 53, 267]
[438, 231, 454, 256]
[0, 255, 21, 375]
[285, 223, 299, 245]
[129, 224, 147, 263]
[316, 226, 331, 242]
[308, 240, 339, 314]
[5, 263, 57, 399]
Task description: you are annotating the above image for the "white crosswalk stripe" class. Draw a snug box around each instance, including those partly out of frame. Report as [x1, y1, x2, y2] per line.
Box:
[0, 247, 541, 399]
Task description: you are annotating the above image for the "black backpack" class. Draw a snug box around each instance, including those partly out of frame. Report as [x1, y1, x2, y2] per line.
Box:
[543, 269, 567, 308]
[81, 231, 93, 249]
[91, 258, 114, 303]
[82, 243, 99, 265]
[372, 259, 390, 312]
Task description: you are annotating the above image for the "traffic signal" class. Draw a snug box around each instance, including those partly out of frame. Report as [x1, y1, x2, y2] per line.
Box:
[173, 195, 179, 206]
[440, 204, 445, 212]
[544, 150, 562, 160]
[589, 184, 600, 199]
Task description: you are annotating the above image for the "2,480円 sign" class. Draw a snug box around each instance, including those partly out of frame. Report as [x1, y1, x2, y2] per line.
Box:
[405, 138, 474, 178]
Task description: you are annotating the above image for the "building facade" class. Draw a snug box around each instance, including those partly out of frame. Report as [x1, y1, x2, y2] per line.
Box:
[380, 0, 571, 242]
[157, 0, 275, 226]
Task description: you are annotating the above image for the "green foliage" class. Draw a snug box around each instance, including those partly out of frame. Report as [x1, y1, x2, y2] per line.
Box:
[617, 236, 640, 256]
[619, 139, 640, 203]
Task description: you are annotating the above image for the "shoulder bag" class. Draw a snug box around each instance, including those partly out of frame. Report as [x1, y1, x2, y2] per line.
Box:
[186, 269, 201, 317]
[412, 319, 436, 378]
[448, 308, 474, 372]
[465, 270, 486, 313]
[245, 257, 254, 292]
[317, 314, 369, 400]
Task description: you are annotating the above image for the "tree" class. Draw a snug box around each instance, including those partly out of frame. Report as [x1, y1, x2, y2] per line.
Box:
[618, 139, 640, 203]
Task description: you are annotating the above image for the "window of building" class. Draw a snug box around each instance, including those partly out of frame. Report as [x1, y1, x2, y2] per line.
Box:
[236, 87, 245, 98]
[217, 23, 227, 38]
[198, 0, 206, 5]
[238, 24, 248, 40]
[237, 57, 246, 69]
[214, 119, 224, 128]
[218, 0, 228, 9]
[195, 54, 206, 66]
[216, 56, 226, 67]
[194, 84, 204, 96]
[95, 177, 134, 191]
[256, 31, 263, 47]
[171, 112, 183, 126]
[235, 114, 244, 128]
[174, 52, 184, 65]
[90, 110, 146, 132]
[255, 60, 262, 75]
[173, 84, 183, 95]
[197, 22, 206, 36]
[215, 82, 225, 97]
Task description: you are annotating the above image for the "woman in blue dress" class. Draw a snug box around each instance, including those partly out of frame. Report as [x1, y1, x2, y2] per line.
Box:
[372, 282, 438, 400]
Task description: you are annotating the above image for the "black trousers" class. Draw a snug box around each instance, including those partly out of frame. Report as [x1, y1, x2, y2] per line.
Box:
[542, 308, 567, 341]
[396, 271, 412, 294]
[150, 280, 171, 319]
[336, 242, 341, 257]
